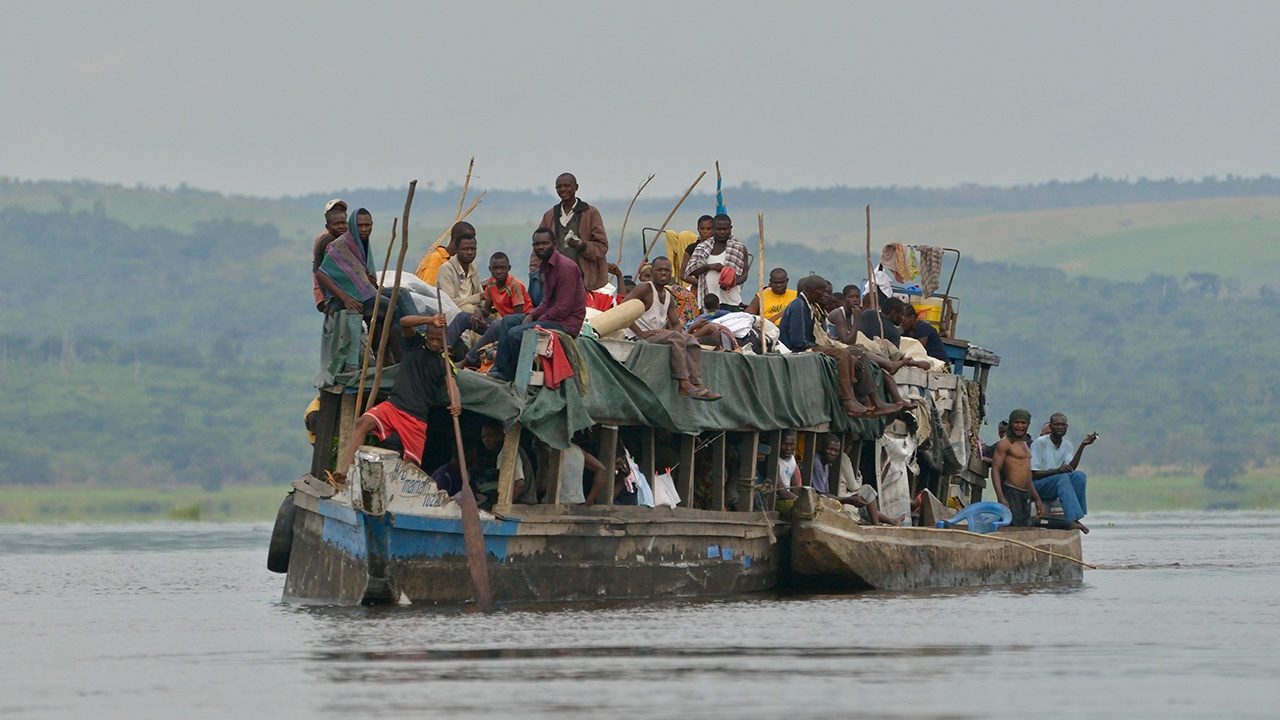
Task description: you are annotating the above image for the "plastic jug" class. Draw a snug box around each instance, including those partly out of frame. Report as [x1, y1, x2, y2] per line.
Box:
[935, 501, 1011, 534]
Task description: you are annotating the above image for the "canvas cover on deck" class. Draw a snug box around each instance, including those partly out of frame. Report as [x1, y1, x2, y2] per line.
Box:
[340, 337, 890, 450]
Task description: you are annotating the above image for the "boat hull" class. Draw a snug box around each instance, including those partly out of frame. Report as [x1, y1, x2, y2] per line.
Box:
[282, 492, 784, 606]
[789, 489, 1083, 592]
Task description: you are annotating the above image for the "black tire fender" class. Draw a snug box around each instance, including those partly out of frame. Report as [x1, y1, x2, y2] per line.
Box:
[267, 493, 297, 574]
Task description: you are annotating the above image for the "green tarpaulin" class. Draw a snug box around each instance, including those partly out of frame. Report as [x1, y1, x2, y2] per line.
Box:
[342, 337, 891, 450]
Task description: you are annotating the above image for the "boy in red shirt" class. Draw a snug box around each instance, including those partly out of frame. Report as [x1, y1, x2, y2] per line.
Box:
[459, 252, 530, 367]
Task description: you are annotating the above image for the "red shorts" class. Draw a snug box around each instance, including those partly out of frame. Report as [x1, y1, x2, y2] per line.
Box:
[363, 402, 428, 465]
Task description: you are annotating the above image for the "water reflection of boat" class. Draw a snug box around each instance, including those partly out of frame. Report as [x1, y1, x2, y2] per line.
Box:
[789, 488, 1084, 592]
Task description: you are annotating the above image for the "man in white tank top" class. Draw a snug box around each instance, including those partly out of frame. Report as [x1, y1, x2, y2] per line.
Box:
[621, 257, 721, 401]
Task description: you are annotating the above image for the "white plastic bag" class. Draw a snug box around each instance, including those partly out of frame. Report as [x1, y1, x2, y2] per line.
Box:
[652, 469, 680, 508]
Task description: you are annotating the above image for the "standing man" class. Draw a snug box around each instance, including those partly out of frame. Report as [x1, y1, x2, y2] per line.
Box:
[491, 228, 587, 381]
[686, 214, 750, 310]
[534, 172, 610, 308]
[620, 256, 720, 401]
[1030, 413, 1097, 533]
[991, 409, 1043, 527]
[744, 268, 798, 325]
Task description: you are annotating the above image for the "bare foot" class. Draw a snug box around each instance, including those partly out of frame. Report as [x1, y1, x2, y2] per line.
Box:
[843, 399, 871, 417]
[880, 512, 907, 526]
[869, 400, 901, 417]
[1068, 520, 1090, 534]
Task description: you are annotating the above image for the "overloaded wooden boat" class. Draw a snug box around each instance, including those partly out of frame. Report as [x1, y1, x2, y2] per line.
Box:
[789, 487, 1084, 591]
[271, 250, 1081, 606]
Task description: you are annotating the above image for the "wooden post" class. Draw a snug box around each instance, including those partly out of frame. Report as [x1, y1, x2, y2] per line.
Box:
[641, 428, 656, 491]
[676, 434, 696, 507]
[800, 431, 817, 487]
[736, 430, 759, 512]
[597, 425, 618, 506]
[866, 205, 879, 311]
[494, 426, 523, 509]
[365, 181, 417, 411]
[765, 430, 782, 508]
[546, 449, 564, 506]
[454, 157, 474, 222]
[309, 390, 343, 478]
[757, 211, 766, 352]
[353, 218, 398, 422]
[711, 433, 727, 511]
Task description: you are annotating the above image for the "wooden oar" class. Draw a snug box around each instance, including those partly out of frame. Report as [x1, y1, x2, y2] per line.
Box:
[443, 356, 493, 611]
[365, 181, 416, 411]
[353, 217, 397, 422]
[757, 211, 766, 352]
[641, 171, 706, 262]
[617, 174, 655, 265]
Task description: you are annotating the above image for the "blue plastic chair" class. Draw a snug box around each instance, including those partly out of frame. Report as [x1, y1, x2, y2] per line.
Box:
[935, 501, 1012, 534]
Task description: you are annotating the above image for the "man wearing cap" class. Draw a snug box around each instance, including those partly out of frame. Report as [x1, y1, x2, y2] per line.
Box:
[312, 199, 348, 312]
[534, 173, 610, 308]
[991, 409, 1043, 527]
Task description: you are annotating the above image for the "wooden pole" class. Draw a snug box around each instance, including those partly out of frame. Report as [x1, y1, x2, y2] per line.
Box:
[353, 217, 397, 422]
[425, 191, 486, 253]
[365, 181, 416, 411]
[866, 205, 878, 311]
[757, 211, 766, 353]
[454, 157, 474, 222]
[617, 174, 655, 265]
[642, 171, 707, 262]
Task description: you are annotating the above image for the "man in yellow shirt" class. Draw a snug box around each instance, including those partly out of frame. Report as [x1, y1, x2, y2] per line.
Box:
[744, 268, 798, 325]
[414, 221, 473, 284]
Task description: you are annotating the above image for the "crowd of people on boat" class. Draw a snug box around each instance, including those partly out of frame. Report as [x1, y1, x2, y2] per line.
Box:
[307, 172, 1096, 531]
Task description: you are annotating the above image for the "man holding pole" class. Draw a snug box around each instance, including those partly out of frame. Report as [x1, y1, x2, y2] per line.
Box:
[330, 314, 461, 485]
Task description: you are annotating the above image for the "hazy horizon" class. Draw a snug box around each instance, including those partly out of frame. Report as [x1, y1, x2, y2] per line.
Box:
[4, 1, 1278, 200]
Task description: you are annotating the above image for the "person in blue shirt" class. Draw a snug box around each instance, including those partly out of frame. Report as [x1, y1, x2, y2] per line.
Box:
[901, 305, 949, 362]
[1029, 413, 1099, 533]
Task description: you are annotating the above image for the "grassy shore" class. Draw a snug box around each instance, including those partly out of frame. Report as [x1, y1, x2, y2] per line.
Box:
[0, 485, 287, 523]
[3, 473, 1280, 524]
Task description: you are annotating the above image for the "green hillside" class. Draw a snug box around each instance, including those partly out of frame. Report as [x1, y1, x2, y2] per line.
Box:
[2, 176, 1277, 506]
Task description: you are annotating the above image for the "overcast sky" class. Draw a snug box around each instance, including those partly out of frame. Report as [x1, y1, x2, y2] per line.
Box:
[4, 0, 1278, 199]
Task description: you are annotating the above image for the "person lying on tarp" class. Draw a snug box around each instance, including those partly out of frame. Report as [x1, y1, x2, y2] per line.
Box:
[329, 315, 460, 487]
[777, 275, 912, 418]
[620, 256, 722, 401]
[810, 434, 904, 525]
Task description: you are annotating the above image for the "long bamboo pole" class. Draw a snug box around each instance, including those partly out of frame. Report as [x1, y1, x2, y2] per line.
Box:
[425, 191, 486, 253]
[757, 212, 766, 353]
[454, 157, 474, 222]
[365, 181, 416, 411]
[865, 205, 877, 311]
[353, 217, 397, 422]
[897, 526, 1097, 569]
[617, 174, 655, 265]
[641, 171, 707, 262]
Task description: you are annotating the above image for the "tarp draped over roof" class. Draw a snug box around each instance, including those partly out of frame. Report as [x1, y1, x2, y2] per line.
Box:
[343, 337, 891, 450]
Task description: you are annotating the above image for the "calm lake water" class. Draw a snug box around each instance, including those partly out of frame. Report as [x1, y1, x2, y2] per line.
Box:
[2, 511, 1278, 719]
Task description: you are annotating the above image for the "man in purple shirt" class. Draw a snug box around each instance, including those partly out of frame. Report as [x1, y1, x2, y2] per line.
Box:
[490, 228, 587, 381]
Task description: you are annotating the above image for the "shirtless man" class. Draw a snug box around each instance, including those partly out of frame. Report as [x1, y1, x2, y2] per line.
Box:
[991, 409, 1044, 527]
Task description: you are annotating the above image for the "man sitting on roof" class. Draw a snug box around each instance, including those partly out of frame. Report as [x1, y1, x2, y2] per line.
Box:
[329, 314, 460, 486]
[620, 256, 721, 401]
[900, 304, 949, 362]
[490, 228, 587, 382]
[745, 268, 798, 326]
[857, 296, 906, 349]
[459, 252, 530, 367]
[778, 275, 911, 418]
